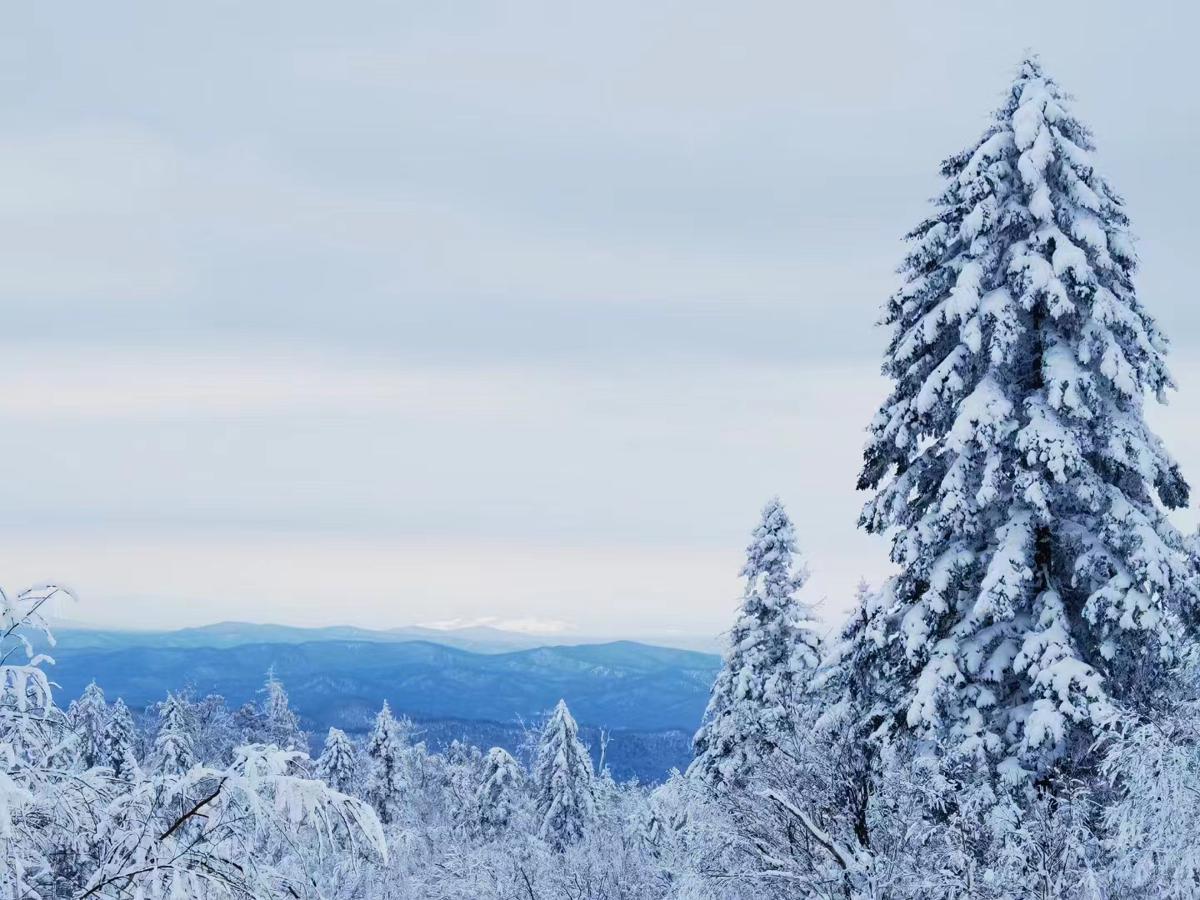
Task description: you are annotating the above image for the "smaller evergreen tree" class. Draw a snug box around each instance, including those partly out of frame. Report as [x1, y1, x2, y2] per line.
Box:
[363, 701, 405, 824]
[153, 692, 195, 775]
[66, 681, 108, 770]
[315, 726, 358, 795]
[475, 746, 525, 836]
[691, 497, 824, 788]
[261, 671, 307, 751]
[102, 698, 140, 780]
[533, 699, 595, 850]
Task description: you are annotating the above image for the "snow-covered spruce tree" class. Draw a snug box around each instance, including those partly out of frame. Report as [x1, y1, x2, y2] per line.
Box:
[691, 497, 823, 788]
[475, 746, 525, 837]
[102, 697, 140, 780]
[67, 680, 108, 770]
[533, 699, 596, 850]
[262, 669, 307, 751]
[153, 691, 196, 775]
[316, 726, 359, 795]
[857, 57, 1194, 777]
[363, 700, 406, 824]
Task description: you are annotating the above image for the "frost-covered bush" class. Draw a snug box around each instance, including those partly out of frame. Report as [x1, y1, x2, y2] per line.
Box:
[0, 586, 386, 898]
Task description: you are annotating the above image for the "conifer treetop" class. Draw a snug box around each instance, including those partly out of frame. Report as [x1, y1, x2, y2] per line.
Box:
[315, 726, 357, 794]
[857, 55, 1193, 772]
[477, 746, 525, 835]
[533, 699, 595, 849]
[691, 497, 823, 787]
[153, 692, 195, 775]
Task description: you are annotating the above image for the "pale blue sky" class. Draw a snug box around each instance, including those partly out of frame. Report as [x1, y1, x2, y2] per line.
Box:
[1, 2, 1196, 639]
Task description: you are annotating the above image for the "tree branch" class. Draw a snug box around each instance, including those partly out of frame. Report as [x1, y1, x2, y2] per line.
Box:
[759, 789, 867, 876]
[159, 777, 227, 843]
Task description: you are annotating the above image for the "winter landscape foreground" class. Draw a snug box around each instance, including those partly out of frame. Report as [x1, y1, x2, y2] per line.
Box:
[5, 56, 1200, 899]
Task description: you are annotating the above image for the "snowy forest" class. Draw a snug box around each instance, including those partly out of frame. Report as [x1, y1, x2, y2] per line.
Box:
[4, 56, 1200, 899]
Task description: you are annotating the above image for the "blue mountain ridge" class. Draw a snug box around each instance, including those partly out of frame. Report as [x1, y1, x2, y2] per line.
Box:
[45, 629, 722, 782]
[48, 621, 559, 653]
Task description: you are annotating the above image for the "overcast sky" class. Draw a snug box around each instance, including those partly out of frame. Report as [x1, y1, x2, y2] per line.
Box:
[0, 2, 1197, 641]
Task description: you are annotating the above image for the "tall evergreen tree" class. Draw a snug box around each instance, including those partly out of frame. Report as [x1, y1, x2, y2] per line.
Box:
[691, 497, 823, 788]
[857, 56, 1194, 776]
[101, 697, 140, 780]
[315, 726, 358, 795]
[475, 746, 525, 836]
[66, 681, 108, 770]
[533, 699, 595, 850]
[153, 692, 195, 775]
[363, 701, 405, 824]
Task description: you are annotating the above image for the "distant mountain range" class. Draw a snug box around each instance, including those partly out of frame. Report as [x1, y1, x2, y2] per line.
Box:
[49, 619, 723, 654]
[37, 621, 723, 782]
[50, 620, 559, 654]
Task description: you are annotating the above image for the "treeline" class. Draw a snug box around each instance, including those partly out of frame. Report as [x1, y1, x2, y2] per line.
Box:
[67, 675, 692, 787]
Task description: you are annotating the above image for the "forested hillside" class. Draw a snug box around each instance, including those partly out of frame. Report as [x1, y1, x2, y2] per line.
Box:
[45, 637, 713, 782]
